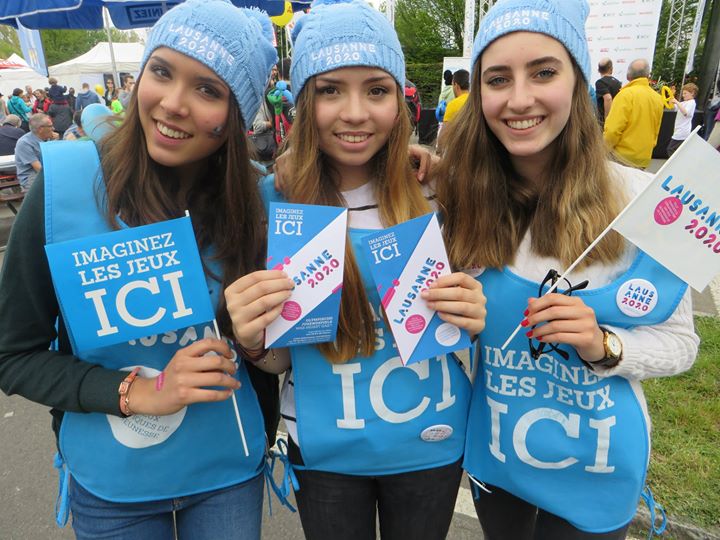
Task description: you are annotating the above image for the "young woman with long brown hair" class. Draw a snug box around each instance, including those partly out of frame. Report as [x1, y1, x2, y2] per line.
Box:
[0, 1, 279, 538]
[224, 1, 486, 538]
[436, 1, 698, 539]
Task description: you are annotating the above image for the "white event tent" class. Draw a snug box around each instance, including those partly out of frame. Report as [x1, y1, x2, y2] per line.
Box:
[0, 53, 49, 98]
[49, 42, 143, 92]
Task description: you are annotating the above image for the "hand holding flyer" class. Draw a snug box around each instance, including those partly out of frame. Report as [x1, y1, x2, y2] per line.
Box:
[265, 202, 348, 348]
[361, 213, 471, 365]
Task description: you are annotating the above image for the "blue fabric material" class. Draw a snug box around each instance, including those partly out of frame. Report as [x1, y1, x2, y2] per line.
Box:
[264, 439, 299, 514]
[140, 0, 278, 128]
[262, 177, 471, 475]
[471, 0, 592, 84]
[42, 140, 267, 502]
[290, 0, 405, 99]
[640, 487, 667, 540]
[53, 452, 70, 527]
[463, 253, 687, 532]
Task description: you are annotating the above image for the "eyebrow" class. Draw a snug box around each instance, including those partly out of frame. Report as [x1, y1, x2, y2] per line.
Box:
[315, 74, 395, 85]
[149, 54, 228, 89]
[482, 56, 563, 76]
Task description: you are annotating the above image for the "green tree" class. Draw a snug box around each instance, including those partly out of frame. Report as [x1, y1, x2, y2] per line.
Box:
[394, 0, 465, 63]
[652, 0, 714, 85]
[40, 28, 141, 66]
[0, 26, 21, 59]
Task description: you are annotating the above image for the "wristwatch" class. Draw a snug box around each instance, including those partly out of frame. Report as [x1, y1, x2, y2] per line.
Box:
[591, 328, 623, 368]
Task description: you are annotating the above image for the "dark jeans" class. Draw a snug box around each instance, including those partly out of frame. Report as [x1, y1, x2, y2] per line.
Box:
[293, 459, 463, 540]
[473, 482, 630, 540]
[667, 137, 683, 157]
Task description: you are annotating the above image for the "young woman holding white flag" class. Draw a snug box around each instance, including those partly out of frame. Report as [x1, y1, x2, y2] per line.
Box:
[436, 0, 699, 538]
[0, 1, 279, 538]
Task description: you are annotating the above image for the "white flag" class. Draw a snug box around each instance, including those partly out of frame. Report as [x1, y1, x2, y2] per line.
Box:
[613, 132, 720, 291]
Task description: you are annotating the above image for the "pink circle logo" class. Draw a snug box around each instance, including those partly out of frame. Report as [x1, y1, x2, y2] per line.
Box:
[654, 197, 683, 225]
[281, 301, 302, 321]
[405, 314, 426, 334]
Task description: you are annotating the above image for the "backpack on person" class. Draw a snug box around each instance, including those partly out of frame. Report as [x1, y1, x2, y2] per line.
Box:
[404, 82, 421, 130]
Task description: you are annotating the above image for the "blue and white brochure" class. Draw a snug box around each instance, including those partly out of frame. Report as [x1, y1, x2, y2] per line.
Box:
[265, 202, 348, 348]
[361, 213, 471, 365]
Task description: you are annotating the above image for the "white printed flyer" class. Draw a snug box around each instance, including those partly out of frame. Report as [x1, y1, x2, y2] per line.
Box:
[265, 202, 348, 348]
[361, 213, 471, 365]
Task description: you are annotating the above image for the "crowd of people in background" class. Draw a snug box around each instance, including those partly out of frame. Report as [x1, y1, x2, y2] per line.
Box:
[0, 73, 135, 193]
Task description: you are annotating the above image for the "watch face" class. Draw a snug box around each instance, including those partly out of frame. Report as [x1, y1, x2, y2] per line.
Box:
[607, 333, 623, 357]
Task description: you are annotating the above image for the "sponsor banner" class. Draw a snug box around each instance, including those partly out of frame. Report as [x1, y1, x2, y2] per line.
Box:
[586, 0, 663, 83]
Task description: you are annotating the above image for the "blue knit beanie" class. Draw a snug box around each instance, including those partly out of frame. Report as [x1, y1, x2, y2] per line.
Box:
[141, 0, 278, 128]
[471, 0, 591, 84]
[290, 0, 405, 99]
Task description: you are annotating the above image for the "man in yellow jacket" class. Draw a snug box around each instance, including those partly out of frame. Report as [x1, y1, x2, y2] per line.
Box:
[603, 59, 663, 169]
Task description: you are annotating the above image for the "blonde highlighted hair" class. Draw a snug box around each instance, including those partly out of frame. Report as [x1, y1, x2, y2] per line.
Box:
[286, 81, 430, 363]
[436, 63, 626, 271]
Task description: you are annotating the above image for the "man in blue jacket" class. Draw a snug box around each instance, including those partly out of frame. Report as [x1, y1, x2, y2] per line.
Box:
[74, 83, 101, 112]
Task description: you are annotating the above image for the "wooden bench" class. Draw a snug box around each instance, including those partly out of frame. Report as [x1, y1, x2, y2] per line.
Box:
[0, 174, 24, 215]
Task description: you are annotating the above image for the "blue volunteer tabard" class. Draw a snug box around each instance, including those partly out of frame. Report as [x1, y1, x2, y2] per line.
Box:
[464, 252, 687, 532]
[42, 141, 266, 502]
[262, 177, 471, 476]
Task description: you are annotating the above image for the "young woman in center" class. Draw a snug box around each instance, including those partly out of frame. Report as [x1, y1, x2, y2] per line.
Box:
[225, 1, 486, 538]
[436, 1, 698, 539]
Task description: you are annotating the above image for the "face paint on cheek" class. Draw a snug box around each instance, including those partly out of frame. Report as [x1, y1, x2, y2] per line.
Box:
[210, 125, 225, 138]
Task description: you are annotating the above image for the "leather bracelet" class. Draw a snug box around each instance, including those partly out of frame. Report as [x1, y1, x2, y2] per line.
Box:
[118, 367, 141, 417]
[236, 342, 268, 363]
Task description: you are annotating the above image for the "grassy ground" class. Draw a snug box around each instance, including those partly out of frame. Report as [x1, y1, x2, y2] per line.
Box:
[642, 316, 720, 530]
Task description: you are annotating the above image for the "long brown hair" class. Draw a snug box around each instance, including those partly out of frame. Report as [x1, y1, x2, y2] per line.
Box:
[436, 62, 626, 271]
[286, 81, 430, 363]
[100, 77, 266, 337]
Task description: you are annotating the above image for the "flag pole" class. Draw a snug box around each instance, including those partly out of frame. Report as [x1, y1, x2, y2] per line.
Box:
[214, 318, 250, 457]
[500, 127, 701, 350]
[182, 210, 249, 456]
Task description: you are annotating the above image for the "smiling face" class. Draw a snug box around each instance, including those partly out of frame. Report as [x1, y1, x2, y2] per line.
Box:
[479, 32, 577, 176]
[312, 66, 399, 190]
[137, 47, 230, 177]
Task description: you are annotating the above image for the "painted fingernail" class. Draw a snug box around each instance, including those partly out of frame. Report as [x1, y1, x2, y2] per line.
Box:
[536, 336, 543, 341]
[523, 309, 529, 316]
[525, 330, 533, 338]
[520, 319, 529, 327]
[155, 372, 165, 391]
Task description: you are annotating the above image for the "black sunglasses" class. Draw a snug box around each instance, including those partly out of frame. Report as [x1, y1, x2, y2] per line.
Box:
[528, 269, 589, 361]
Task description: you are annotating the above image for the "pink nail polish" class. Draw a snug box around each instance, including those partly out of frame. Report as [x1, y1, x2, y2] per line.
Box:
[520, 319, 529, 327]
[523, 309, 529, 316]
[525, 330, 533, 338]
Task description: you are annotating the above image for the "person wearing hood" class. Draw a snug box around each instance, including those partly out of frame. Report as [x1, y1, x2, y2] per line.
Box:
[7, 89, 32, 131]
[74, 82, 102, 111]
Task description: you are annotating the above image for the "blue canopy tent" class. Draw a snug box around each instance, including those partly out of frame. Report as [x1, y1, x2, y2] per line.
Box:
[0, 0, 310, 29]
